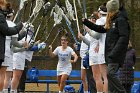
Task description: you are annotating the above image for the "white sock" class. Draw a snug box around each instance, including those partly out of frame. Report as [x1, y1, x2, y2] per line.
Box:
[10, 90, 17, 93]
[3, 89, 8, 93]
[59, 91, 63, 93]
[97, 92, 103, 93]
[84, 91, 89, 93]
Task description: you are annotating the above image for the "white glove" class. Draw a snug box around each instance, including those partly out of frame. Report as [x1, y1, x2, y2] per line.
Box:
[38, 42, 46, 50]
[23, 22, 34, 32]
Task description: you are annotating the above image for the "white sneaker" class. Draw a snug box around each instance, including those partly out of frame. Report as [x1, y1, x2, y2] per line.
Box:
[3, 89, 8, 93]
[10, 90, 17, 93]
[84, 91, 89, 93]
[59, 91, 64, 93]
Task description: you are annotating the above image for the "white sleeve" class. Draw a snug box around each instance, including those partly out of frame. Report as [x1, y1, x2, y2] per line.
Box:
[96, 19, 105, 25]
[81, 36, 90, 46]
[12, 34, 18, 38]
[53, 47, 59, 55]
[69, 47, 75, 55]
[88, 30, 101, 40]
[6, 20, 16, 27]
[7, 20, 18, 38]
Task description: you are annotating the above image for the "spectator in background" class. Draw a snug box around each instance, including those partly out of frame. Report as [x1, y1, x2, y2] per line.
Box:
[0, 0, 23, 92]
[82, 0, 130, 92]
[119, 41, 136, 93]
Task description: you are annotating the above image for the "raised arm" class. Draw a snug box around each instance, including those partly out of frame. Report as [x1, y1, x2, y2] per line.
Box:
[11, 40, 29, 53]
[11, 46, 27, 53]
[78, 32, 90, 46]
[48, 45, 56, 58]
[88, 30, 101, 40]
[11, 37, 24, 48]
[82, 18, 106, 33]
[18, 30, 26, 41]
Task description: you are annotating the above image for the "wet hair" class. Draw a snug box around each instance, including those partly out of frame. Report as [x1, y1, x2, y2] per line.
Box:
[6, 2, 12, 11]
[6, 2, 14, 18]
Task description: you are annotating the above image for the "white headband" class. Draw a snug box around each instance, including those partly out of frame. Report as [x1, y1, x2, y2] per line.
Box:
[98, 7, 107, 14]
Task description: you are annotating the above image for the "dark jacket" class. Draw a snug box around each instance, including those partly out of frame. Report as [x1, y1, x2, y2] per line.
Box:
[119, 47, 136, 85]
[82, 8, 130, 66]
[0, 9, 23, 63]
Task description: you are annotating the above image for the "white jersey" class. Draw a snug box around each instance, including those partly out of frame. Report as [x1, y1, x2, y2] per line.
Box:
[80, 33, 90, 58]
[13, 35, 33, 70]
[96, 16, 106, 54]
[89, 31, 98, 57]
[53, 46, 75, 70]
[13, 35, 33, 62]
[5, 20, 18, 57]
[87, 31, 98, 66]
[25, 36, 34, 61]
[6, 20, 18, 38]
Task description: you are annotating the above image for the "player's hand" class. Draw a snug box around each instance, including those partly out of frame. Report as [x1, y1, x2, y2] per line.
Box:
[70, 60, 76, 63]
[48, 45, 52, 50]
[23, 41, 29, 49]
[82, 18, 86, 22]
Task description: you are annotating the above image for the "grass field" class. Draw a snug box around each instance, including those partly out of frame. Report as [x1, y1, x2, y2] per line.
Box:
[25, 83, 80, 92]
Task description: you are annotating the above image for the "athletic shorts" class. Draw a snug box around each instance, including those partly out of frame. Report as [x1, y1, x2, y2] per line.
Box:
[6, 60, 13, 71]
[13, 55, 25, 70]
[2, 56, 11, 67]
[97, 54, 106, 64]
[81, 59, 86, 69]
[57, 67, 72, 76]
[89, 54, 98, 66]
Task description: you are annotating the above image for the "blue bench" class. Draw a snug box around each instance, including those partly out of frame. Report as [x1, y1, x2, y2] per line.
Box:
[134, 71, 140, 78]
[25, 69, 140, 92]
[26, 70, 82, 92]
[131, 71, 140, 93]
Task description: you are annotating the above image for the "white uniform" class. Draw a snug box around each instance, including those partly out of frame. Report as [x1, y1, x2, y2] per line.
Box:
[2, 20, 18, 71]
[53, 46, 75, 76]
[89, 31, 98, 66]
[96, 16, 106, 64]
[80, 33, 90, 69]
[13, 35, 33, 70]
